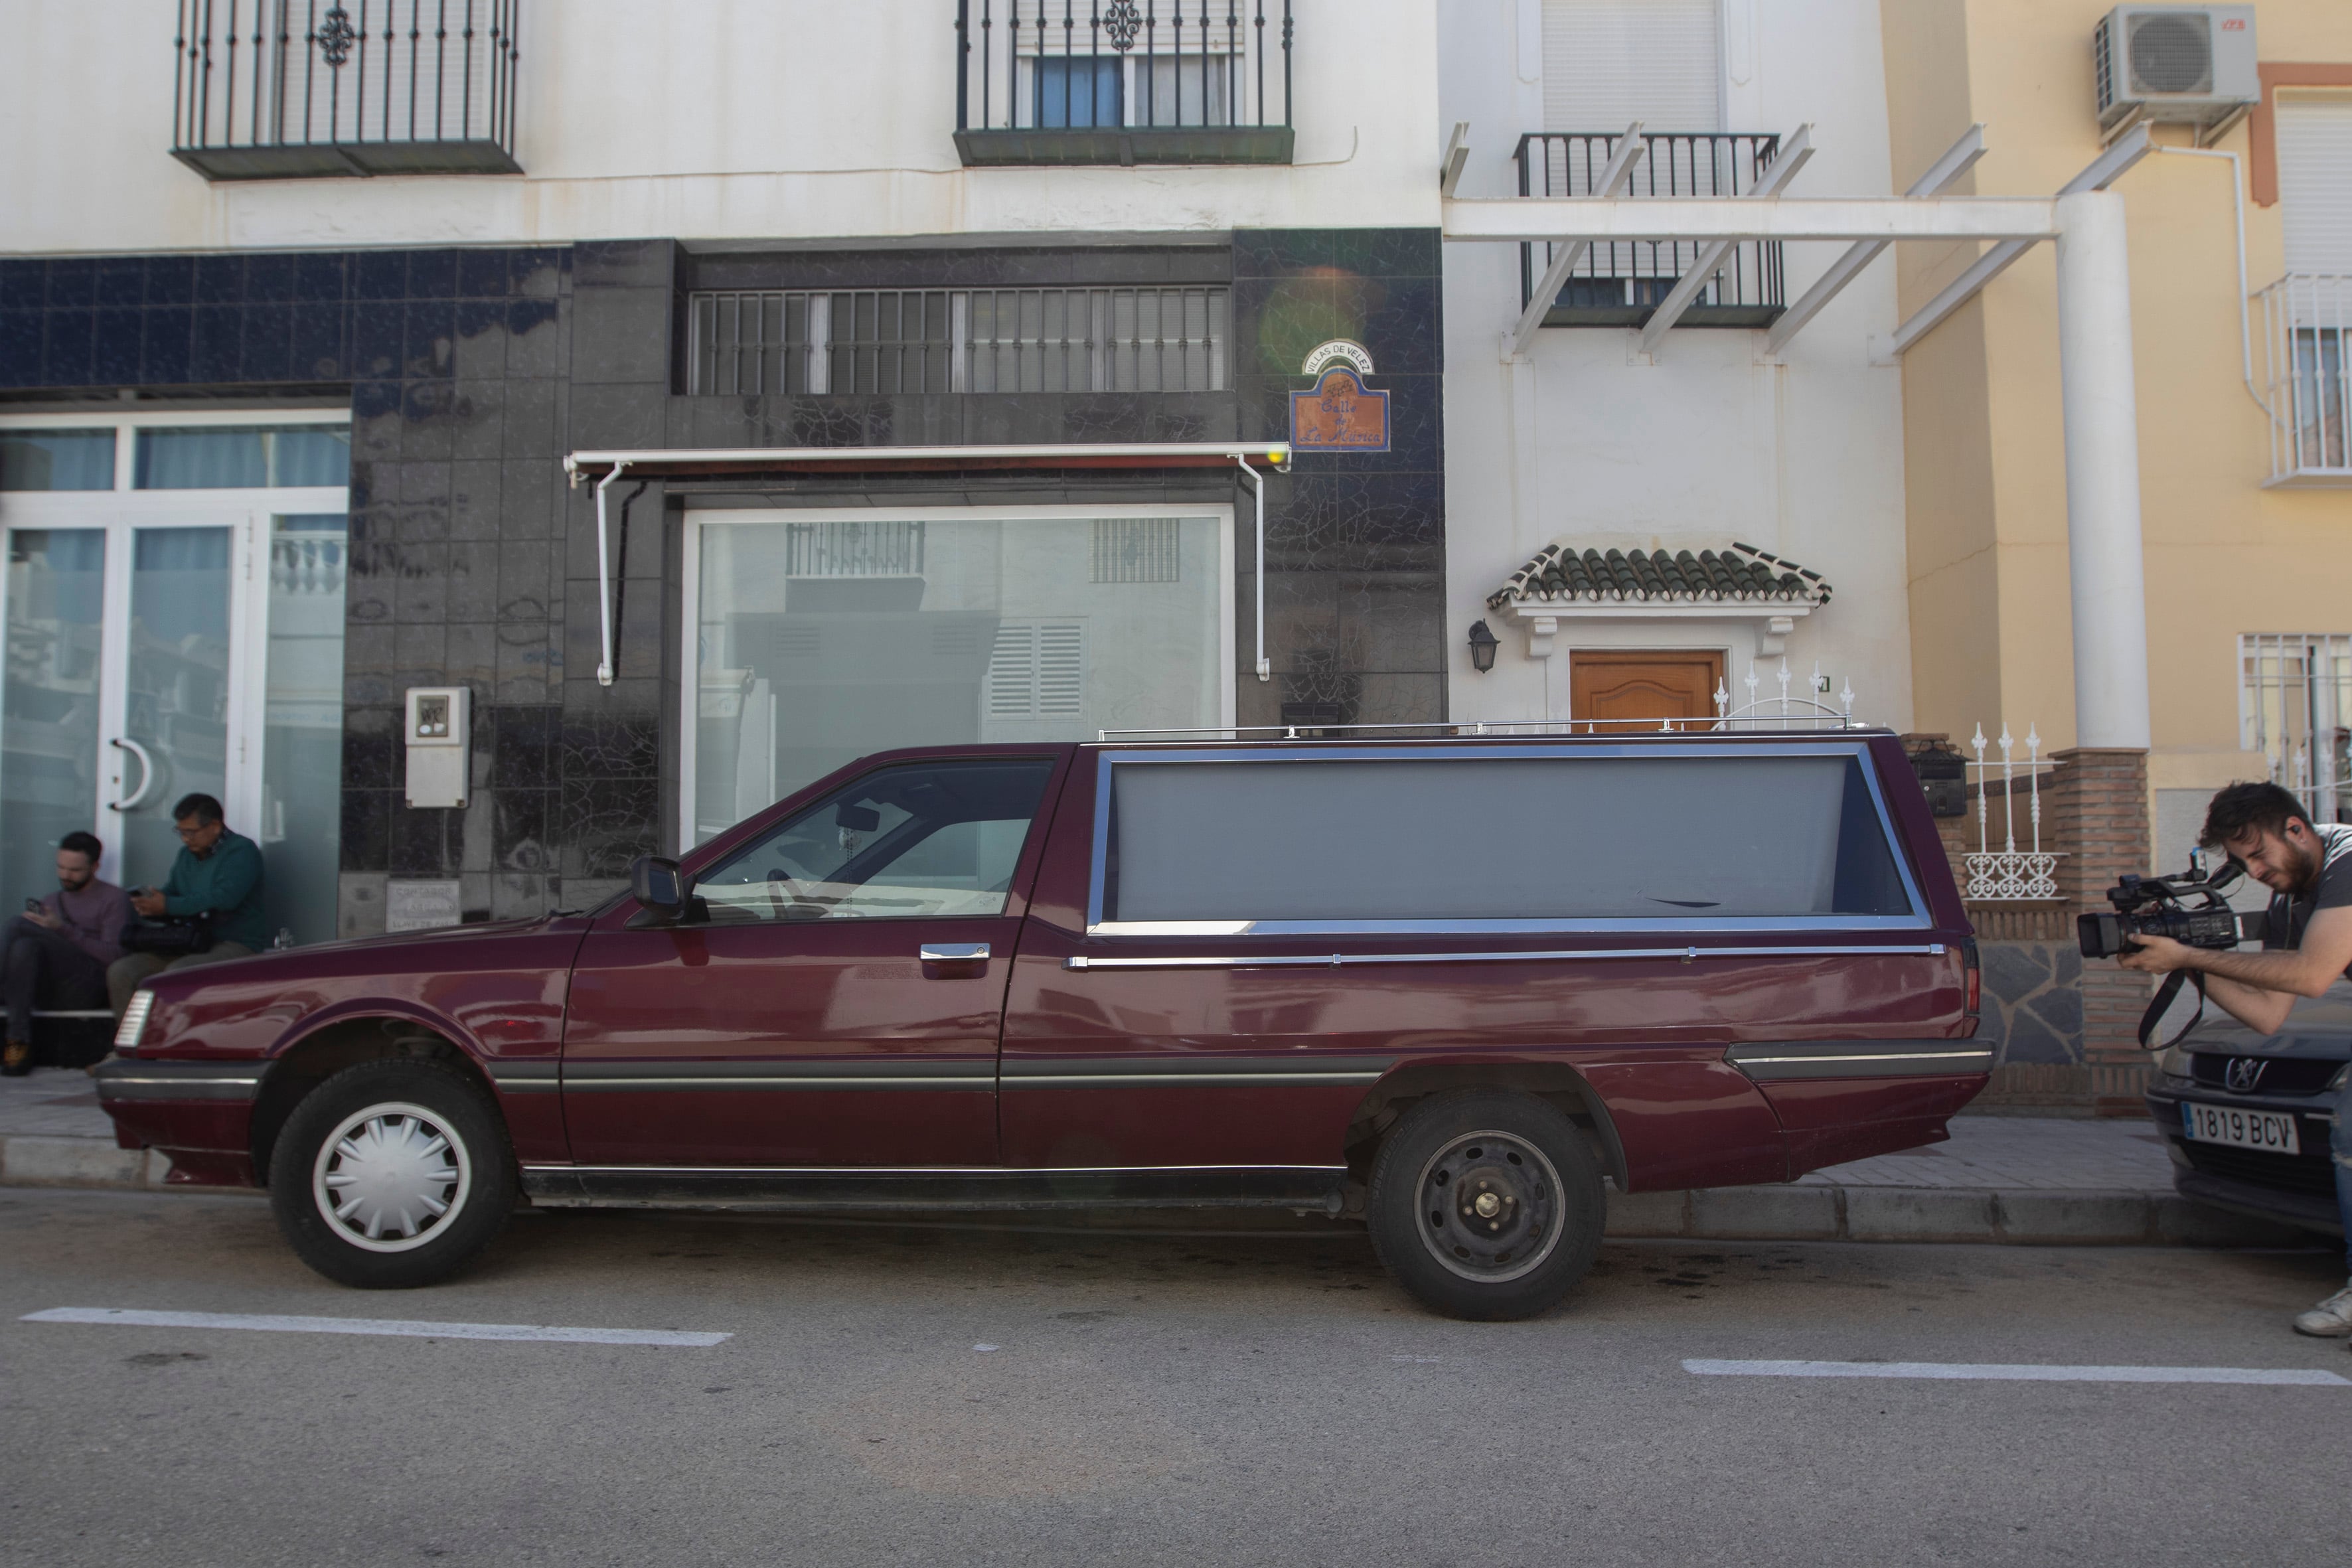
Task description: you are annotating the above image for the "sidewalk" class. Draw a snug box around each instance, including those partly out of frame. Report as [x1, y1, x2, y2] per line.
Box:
[0, 1067, 2313, 1247]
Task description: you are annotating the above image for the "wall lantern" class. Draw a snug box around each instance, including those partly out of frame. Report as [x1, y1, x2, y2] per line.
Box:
[1466, 619, 1499, 673]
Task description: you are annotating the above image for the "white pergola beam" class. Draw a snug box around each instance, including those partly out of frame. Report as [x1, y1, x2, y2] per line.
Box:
[1886, 125, 2152, 357]
[1764, 123, 1986, 356]
[1443, 196, 2057, 244]
[1441, 121, 1471, 199]
[1640, 125, 1815, 356]
[1504, 122, 1646, 361]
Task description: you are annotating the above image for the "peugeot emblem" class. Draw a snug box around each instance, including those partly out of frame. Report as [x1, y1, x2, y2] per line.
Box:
[2224, 1058, 2268, 1093]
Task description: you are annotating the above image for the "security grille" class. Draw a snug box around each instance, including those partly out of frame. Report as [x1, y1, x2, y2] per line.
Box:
[688, 287, 1227, 395]
[1091, 517, 1183, 583]
[986, 621, 1087, 718]
[2240, 633, 2352, 823]
[782, 520, 926, 578]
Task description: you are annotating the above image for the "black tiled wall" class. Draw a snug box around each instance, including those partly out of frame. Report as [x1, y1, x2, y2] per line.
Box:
[0, 226, 1445, 933]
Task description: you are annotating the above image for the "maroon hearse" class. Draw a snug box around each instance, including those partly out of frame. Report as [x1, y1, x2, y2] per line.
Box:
[98, 731, 1988, 1320]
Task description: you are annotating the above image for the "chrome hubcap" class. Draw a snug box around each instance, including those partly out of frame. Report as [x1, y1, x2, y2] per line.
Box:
[1415, 1130, 1565, 1284]
[311, 1101, 471, 1253]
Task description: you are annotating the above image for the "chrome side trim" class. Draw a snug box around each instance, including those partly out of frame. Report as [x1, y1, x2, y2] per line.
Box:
[1000, 1054, 1393, 1089]
[1725, 1039, 1996, 1081]
[518, 1162, 1350, 1215]
[559, 1058, 995, 1093]
[93, 1059, 263, 1103]
[486, 1061, 562, 1095]
[1063, 943, 1947, 972]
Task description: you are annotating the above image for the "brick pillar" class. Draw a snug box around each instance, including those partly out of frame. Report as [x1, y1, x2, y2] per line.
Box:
[2047, 747, 2152, 1115]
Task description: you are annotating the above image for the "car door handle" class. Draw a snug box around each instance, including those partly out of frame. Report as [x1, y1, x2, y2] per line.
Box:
[919, 943, 991, 964]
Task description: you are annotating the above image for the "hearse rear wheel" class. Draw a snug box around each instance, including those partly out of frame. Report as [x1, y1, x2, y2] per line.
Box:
[268, 1059, 515, 1289]
[1367, 1089, 1605, 1322]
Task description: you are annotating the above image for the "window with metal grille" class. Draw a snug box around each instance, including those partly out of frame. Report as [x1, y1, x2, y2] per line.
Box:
[2240, 634, 2352, 823]
[688, 287, 1227, 395]
[1091, 518, 1183, 583]
[783, 520, 927, 578]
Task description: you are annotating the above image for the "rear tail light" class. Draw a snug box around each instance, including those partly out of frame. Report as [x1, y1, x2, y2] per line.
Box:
[114, 991, 155, 1054]
[1962, 939, 1982, 1024]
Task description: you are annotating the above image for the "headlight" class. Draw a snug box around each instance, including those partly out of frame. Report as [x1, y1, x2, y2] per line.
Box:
[114, 990, 155, 1053]
[2331, 1062, 2349, 1093]
[2156, 1045, 2195, 1081]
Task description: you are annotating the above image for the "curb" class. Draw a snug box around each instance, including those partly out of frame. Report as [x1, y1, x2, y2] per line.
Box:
[1605, 1184, 2316, 1248]
[0, 1133, 2319, 1247]
[0, 1135, 175, 1190]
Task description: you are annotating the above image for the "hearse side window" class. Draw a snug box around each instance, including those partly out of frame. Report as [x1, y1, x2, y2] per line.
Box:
[698, 758, 1054, 922]
[1102, 753, 1914, 924]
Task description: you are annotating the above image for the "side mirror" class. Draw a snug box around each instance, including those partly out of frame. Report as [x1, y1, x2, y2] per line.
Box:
[629, 856, 692, 923]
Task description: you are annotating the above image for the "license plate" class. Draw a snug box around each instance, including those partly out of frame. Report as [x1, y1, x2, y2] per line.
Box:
[2181, 1101, 2301, 1155]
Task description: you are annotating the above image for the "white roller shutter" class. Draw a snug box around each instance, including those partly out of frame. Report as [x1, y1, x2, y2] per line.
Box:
[985, 622, 1087, 720]
[2278, 96, 2352, 275]
[1542, 0, 1721, 132]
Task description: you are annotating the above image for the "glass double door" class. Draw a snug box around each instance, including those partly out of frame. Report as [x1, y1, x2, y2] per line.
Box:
[0, 507, 345, 941]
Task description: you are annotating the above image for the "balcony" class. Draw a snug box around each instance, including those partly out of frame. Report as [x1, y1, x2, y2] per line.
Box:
[171, 0, 521, 181]
[953, 1, 1293, 168]
[1514, 132, 1786, 329]
[2257, 274, 2352, 487]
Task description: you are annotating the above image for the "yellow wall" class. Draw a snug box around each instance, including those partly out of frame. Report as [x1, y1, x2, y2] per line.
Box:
[1884, 0, 2352, 781]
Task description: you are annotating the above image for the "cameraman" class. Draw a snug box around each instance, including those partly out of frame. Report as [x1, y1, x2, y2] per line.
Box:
[2120, 781, 2352, 1341]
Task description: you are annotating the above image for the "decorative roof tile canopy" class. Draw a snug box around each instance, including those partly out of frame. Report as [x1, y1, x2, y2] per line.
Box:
[1486, 542, 1832, 659]
[1488, 541, 1832, 610]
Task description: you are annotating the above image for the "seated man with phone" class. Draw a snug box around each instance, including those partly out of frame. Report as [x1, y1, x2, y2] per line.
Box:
[104, 793, 268, 1022]
[1, 830, 129, 1075]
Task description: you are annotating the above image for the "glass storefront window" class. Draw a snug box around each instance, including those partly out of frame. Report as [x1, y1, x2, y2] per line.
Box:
[134, 426, 351, 489]
[0, 430, 115, 491]
[690, 513, 1226, 844]
[0, 531, 106, 908]
[262, 516, 347, 945]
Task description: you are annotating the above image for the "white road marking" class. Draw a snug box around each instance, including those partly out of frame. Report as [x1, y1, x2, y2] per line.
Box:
[1684, 1358, 2349, 1386]
[22, 1307, 730, 1348]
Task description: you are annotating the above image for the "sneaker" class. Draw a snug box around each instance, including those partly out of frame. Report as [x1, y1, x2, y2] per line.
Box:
[2294, 1281, 2352, 1338]
[1, 1039, 29, 1077]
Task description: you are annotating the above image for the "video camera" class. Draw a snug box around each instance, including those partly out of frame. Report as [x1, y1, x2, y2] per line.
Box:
[2076, 854, 2266, 959]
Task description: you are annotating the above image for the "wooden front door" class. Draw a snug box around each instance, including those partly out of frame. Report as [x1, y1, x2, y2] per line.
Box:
[1570, 649, 1725, 731]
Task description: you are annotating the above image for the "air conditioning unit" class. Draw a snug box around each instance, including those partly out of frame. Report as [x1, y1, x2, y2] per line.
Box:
[2094, 5, 2258, 145]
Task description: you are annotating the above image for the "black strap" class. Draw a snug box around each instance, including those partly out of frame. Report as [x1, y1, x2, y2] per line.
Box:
[2138, 969, 2207, 1051]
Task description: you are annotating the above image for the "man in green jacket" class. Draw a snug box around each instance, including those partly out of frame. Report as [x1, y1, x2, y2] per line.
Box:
[106, 793, 269, 1017]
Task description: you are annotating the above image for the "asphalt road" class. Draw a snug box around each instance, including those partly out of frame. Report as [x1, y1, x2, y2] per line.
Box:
[3, 1188, 2347, 1568]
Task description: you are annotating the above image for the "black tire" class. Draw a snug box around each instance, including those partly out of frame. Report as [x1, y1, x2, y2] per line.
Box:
[268, 1058, 515, 1289]
[1366, 1089, 1606, 1321]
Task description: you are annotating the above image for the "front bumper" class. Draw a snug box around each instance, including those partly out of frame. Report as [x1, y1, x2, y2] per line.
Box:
[2145, 1081, 2344, 1238]
[93, 1057, 264, 1187]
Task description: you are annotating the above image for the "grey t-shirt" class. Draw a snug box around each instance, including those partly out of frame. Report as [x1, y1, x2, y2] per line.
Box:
[2260, 821, 2352, 965]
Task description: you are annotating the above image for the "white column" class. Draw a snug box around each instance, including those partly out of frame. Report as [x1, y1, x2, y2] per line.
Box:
[2054, 189, 2153, 749]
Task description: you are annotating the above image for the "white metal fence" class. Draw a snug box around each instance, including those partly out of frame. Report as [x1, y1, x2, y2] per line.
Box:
[2256, 274, 2352, 485]
[1963, 724, 2061, 901]
[2240, 633, 2352, 824]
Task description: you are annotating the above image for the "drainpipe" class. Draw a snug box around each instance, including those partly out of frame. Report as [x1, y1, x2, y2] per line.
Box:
[1237, 454, 1271, 681]
[593, 459, 629, 687]
[2148, 143, 2272, 419]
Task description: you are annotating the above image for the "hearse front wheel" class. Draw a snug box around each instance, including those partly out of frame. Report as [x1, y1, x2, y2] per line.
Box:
[1367, 1089, 1605, 1321]
[268, 1059, 515, 1289]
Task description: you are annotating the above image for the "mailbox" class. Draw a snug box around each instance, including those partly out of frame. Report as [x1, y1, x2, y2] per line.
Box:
[404, 686, 471, 809]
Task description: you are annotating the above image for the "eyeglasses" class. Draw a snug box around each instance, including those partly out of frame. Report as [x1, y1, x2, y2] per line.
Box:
[173, 821, 218, 840]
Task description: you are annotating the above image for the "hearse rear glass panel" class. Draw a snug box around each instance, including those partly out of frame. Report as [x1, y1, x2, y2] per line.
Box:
[1094, 748, 1922, 932]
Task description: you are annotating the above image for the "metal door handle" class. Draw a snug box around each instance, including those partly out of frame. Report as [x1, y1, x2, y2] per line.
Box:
[919, 943, 990, 963]
[110, 738, 155, 813]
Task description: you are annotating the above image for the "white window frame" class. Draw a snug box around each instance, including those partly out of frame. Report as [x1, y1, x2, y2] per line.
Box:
[0, 409, 350, 887]
[679, 503, 1238, 851]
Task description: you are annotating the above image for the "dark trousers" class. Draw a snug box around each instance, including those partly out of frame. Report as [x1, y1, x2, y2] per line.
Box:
[1, 917, 108, 1044]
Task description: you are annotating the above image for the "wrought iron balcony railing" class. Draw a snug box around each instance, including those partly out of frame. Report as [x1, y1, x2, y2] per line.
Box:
[2257, 274, 2352, 487]
[172, 0, 521, 180]
[1514, 131, 1786, 328]
[954, 1, 1293, 167]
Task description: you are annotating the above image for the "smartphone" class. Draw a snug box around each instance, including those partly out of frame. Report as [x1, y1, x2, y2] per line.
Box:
[23, 898, 40, 914]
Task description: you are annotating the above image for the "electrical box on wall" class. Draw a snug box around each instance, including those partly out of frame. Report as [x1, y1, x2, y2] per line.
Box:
[404, 686, 471, 809]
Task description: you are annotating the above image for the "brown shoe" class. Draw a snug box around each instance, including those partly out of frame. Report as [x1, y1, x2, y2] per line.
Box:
[1, 1039, 31, 1076]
